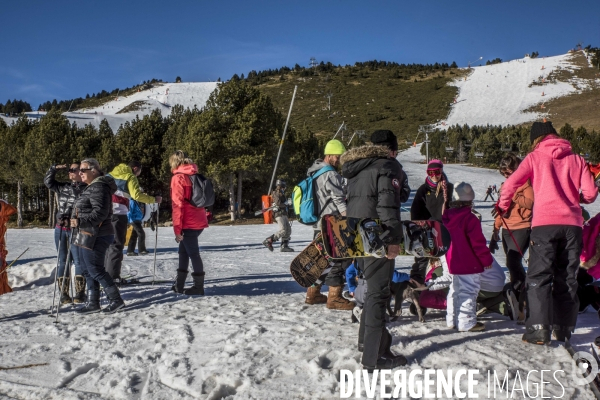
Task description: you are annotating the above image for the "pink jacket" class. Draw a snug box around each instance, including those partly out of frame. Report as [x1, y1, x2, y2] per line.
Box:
[442, 206, 493, 275]
[498, 136, 598, 228]
[581, 213, 600, 280]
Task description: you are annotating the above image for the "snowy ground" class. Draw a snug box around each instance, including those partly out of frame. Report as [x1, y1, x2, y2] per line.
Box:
[1, 82, 218, 133]
[0, 145, 598, 399]
[443, 52, 587, 127]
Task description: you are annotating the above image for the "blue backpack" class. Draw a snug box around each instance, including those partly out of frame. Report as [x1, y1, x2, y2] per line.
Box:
[292, 165, 336, 225]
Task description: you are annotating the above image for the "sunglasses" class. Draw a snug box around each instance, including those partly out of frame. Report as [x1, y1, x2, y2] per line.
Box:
[79, 168, 94, 173]
[427, 170, 442, 177]
[69, 168, 80, 173]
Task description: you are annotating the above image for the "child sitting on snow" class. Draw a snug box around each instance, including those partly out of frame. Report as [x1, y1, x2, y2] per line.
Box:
[442, 182, 493, 332]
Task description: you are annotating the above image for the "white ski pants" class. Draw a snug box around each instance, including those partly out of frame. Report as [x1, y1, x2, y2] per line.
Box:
[273, 215, 291, 242]
[446, 273, 481, 331]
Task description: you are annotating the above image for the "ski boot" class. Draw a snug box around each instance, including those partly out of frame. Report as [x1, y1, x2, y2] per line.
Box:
[280, 240, 294, 252]
[522, 325, 551, 345]
[139, 250, 150, 255]
[73, 275, 87, 304]
[183, 272, 205, 295]
[102, 285, 125, 314]
[126, 252, 138, 256]
[57, 277, 72, 305]
[552, 325, 573, 342]
[262, 235, 274, 252]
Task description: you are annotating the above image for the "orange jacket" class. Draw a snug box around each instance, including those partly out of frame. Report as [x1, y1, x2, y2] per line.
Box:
[494, 181, 533, 232]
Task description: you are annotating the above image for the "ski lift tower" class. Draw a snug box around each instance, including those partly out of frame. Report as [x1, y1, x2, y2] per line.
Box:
[418, 124, 436, 164]
[310, 57, 318, 68]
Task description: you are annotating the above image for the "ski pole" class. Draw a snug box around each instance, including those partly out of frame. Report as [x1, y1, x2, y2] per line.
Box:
[498, 212, 525, 258]
[152, 207, 159, 286]
[49, 231, 62, 314]
[54, 232, 74, 323]
[0, 247, 30, 275]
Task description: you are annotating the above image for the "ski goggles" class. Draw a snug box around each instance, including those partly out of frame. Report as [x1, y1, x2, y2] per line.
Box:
[426, 169, 442, 177]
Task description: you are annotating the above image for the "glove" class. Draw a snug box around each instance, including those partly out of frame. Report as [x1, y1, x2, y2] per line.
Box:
[489, 238, 499, 254]
[491, 206, 498, 218]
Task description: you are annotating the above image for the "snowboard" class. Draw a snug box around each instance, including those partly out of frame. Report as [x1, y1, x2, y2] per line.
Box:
[320, 214, 387, 259]
[289, 234, 333, 288]
[400, 220, 451, 258]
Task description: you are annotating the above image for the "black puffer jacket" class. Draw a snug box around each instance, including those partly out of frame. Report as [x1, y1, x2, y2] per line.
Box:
[75, 176, 117, 237]
[44, 166, 87, 224]
[410, 176, 454, 222]
[341, 145, 410, 245]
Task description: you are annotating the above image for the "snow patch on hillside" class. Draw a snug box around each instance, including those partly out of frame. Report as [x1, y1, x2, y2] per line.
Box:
[443, 53, 582, 127]
[1, 82, 218, 133]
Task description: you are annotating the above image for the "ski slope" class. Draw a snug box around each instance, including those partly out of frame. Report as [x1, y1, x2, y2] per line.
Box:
[443, 52, 587, 127]
[0, 145, 598, 398]
[1, 82, 219, 133]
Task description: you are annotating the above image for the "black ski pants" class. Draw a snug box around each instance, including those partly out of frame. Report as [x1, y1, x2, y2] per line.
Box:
[484, 193, 495, 201]
[105, 214, 128, 279]
[409, 257, 429, 284]
[127, 221, 147, 254]
[179, 229, 204, 274]
[501, 227, 530, 294]
[526, 225, 582, 329]
[357, 257, 395, 368]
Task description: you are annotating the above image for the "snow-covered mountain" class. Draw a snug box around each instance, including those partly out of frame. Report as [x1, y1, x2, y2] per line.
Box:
[442, 51, 598, 127]
[1, 82, 219, 133]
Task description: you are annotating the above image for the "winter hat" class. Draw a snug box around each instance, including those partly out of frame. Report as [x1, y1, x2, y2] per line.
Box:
[427, 159, 444, 171]
[370, 130, 398, 152]
[530, 121, 557, 143]
[452, 182, 475, 202]
[324, 139, 346, 155]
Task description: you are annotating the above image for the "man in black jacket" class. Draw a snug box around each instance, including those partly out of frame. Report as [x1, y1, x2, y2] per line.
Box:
[409, 160, 454, 283]
[44, 163, 87, 304]
[341, 130, 410, 372]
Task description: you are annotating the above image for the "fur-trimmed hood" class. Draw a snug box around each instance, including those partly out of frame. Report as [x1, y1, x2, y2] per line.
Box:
[341, 144, 401, 181]
[340, 144, 389, 165]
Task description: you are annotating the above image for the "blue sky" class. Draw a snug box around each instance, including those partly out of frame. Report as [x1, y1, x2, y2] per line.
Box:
[1, 0, 598, 108]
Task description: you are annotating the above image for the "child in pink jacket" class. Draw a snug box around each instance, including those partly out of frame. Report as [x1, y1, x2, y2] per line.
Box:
[498, 121, 598, 345]
[443, 182, 493, 332]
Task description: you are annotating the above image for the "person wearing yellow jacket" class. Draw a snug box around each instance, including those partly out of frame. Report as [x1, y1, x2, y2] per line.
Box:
[105, 161, 162, 280]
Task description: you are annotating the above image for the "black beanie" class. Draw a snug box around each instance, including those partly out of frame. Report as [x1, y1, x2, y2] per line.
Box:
[370, 130, 398, 152]
[530, 121, 557, 143]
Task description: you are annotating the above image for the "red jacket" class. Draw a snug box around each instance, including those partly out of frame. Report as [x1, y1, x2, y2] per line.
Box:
[499, 136, 597, 228]
[171, 164, 209, 236]
[443, 206, 493, 275]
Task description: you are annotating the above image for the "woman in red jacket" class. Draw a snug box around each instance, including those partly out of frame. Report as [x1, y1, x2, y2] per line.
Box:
[170, 151, 209, 295]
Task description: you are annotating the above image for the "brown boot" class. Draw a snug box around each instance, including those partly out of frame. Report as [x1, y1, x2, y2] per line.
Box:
[305, 285, 327, 305]
[327, 285, 354, 310]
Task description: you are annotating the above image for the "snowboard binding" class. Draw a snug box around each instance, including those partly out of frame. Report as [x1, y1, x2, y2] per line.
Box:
[359, 219, 387, 258]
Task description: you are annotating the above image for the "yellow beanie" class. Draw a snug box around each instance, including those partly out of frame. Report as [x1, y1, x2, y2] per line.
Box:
[324, 139, 346, 155]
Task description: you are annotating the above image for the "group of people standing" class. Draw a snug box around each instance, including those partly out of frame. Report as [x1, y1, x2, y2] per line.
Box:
[260, 121, 600, 371]
[43, 151, 212, 315]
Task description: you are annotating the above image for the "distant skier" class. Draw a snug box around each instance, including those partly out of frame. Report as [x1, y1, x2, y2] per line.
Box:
[262, 180, 293, 252]
[483, 185, 495, 201]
